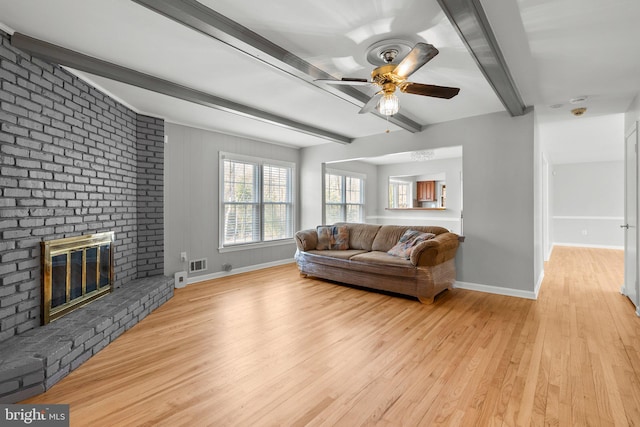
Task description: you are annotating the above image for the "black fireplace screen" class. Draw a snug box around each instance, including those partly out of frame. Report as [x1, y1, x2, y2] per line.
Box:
[42, 232, 114, 324]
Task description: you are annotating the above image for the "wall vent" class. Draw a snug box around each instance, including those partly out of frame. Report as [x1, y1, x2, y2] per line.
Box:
[189, 258, 207, 273]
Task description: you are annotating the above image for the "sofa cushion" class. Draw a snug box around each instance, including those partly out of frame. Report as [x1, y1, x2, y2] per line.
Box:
[306, 249, 368, 261]
[387, 230, 436, 259]
[316, 225, 349, 250]
[334, 223, 381, 251]
[372, 225, 449, 252]
[349, 251, 414, 268]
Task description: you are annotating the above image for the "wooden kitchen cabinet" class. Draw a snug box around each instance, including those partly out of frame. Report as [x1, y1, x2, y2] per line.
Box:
[417, 181, 435, 202]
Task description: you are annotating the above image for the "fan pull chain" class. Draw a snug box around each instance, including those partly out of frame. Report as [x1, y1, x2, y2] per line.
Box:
[386, 115, 390, 133]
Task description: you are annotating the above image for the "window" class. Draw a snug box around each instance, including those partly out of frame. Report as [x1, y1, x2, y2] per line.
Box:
[220, 153, 294, 249]
[389, 179, 411, 208]
[324, 169, 365, 223]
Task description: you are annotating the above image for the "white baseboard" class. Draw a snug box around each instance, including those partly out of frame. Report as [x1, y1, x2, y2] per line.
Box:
[620, 285, 640, 317]
[185, 259, 296, 286]
[185, 260, 540, 301]
[454, 281, 538, 300]
[553, 242, 624, 250]
[183, 261, 540, 301]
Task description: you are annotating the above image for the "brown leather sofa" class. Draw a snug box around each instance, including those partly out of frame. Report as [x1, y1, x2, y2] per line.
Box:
[294, 223, 460, 303]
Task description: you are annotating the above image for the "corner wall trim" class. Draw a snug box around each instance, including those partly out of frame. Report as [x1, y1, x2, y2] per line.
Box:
[534, 271, 544, 299]
[454, 281, 537, 300]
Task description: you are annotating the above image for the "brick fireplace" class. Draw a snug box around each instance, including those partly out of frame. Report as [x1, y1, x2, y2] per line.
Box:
[0, 30, 172, 402]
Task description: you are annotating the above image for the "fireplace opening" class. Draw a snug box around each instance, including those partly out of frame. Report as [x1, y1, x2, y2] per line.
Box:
[41, 232, 114, 324]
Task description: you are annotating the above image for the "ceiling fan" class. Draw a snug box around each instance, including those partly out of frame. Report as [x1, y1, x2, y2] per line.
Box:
[317, 42, 460, 116]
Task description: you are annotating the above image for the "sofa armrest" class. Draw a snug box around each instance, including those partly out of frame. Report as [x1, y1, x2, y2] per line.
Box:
[410, 232, 460, 266]
[295, 229, 318, 252]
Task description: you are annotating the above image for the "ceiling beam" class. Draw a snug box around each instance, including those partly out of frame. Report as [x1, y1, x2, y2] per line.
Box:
[10, 32, 352, 144]
[437, 0, 527, 116]
[131, 0, 423, 133]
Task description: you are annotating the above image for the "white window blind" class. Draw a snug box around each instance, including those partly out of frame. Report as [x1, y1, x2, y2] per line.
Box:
[221, 153, 295, 249]
[222, 159, 260, 245]
[263, 164, 293, 241]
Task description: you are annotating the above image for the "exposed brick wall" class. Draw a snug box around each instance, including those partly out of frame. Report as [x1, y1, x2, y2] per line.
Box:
[0, 31, 165, 343]
[136, 117, 164, 277]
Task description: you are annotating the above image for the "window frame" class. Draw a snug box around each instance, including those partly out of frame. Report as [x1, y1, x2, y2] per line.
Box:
[323, 168, 365, 224]
[219, 152, 296, 252]
[388, 179, 412, 208]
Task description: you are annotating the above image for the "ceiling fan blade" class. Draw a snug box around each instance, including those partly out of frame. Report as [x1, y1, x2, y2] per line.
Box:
[359, 93, 383, 114]
[315, 77, 371, 86]
[393, 43, 439, 79]
[400, 82, 460, 99]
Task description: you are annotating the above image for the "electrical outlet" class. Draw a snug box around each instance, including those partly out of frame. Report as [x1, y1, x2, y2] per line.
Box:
[581, 229, 588, 236]
[180, 252, 187, 262]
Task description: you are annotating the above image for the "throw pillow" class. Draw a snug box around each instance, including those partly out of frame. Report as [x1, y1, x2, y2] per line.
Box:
[316, 225, 349, 250]
[387, 229, 436, 259]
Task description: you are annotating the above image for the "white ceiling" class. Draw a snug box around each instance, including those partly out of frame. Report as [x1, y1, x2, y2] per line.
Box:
[344, 146, 463, 165]
[0, 0, 639, 158]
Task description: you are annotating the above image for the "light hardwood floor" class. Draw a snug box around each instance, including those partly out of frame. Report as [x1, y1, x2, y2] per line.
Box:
[24, 246, 640, 426]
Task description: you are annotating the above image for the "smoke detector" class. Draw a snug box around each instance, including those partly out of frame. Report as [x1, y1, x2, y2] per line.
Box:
[571, 107, 587, 116]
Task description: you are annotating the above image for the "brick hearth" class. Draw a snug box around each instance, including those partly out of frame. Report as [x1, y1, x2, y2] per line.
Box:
[0, 275, 173, 403]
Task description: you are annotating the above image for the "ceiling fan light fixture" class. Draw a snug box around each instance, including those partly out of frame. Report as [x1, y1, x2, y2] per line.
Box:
[378, 93, 399, 116]
[320, 42, 459, 116]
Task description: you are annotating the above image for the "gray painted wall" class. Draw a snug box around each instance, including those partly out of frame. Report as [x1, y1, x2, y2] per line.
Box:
[164, 123, 300, 279]
[300, 111, 536, 293]
[551, 161, 624, 248]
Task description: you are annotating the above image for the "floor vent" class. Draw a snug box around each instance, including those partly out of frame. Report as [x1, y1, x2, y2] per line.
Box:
[189, 258, 207, 273]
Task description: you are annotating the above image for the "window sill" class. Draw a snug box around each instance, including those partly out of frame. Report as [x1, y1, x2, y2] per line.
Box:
[218, 238, 295, 253]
